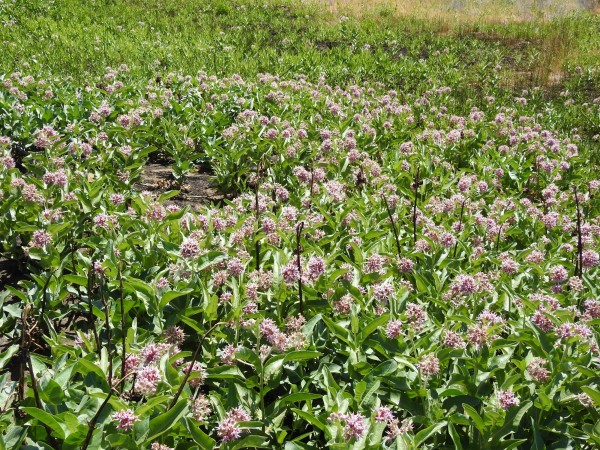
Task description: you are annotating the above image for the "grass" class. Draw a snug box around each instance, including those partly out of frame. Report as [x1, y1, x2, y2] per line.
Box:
[1, 0, 598, 88]
[0, 0, 598, 138]
[324, 0, 600, 23]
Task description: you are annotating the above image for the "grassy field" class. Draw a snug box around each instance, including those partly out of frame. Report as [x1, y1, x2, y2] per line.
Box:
[1, 0, 599, 141]
[0, 1, 599, 449]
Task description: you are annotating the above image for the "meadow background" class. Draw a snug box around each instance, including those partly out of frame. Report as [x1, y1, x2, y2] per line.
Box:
[0, 0, 599, 449]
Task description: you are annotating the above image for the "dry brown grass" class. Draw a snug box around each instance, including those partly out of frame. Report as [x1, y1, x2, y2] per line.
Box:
[315, 0, 596, 24]
[305, 0, 599, 91]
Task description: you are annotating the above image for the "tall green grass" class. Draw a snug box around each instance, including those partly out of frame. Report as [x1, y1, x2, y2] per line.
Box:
[1, 0, 599, 141]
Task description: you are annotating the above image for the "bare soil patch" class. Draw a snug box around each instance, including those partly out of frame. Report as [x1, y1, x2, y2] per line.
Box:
[137, 164, 225, 209]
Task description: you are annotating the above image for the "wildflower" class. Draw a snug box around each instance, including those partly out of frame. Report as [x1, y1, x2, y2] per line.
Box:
[228, 407, 251, 422]
[549, 265, 568, 283]
[325, 180, 345, 202]
[261, 217, 276, 233]
[501, 258, 519, 275]
[577, 393, 594, 408]
[568, 276, 584, 292]
[307, 256, 326, 280]
[443, 330, 466, 349]
[282, 261, 300, 284]
[191, 395, 212, 421]
[386, 418, 413, 442]
[22, 184, 41, 202]
[527, 358, 549, 383]
[440, 232, 456, 249]
[124, 354, 141, 374]
[285, 314, 306, 333]
[1, 156, 15, 169]
[151, 444, 173, 450]
[217, 417, 242, 443]
[146, 202, 167, 222]
[364, 254, 386, 274]
[531, 309, 554, 332]
[582, 250, 599, 269]
[343, 413, 367, 441]
[583, 300, 600, 319]
[373, 281, 394, 302]
[112, 409, 139, 431]
[31, 230, 52, 248]
[220, 344, 239, 365]
[136, 365, 161, 396]
[217, 408, 252, 443]
[110, 193, 125, 205]
[163, 326, 185, 345]
[452, 274, 477, 295]
[180, 237, 200, 258]
[497, 390, 519, 410]
[183, 361, 206, 387]
[417, 353, 440, 377]
[333, 295, 353, 315]
[227, 257, 244, 276]
[156, 277, 170, 290]
[375, 407, 394, 423]
[405, 303, 427, 330]
[386, 320, 402, 339]
[525, 250, 544, 264]
[397, 257, 414, 273]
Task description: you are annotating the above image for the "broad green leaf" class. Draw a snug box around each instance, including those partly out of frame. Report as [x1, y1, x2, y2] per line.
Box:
[21, 407, 66, 439]
[462, 404, 485, 432]
[414, 421, 447, 447]
[145, 399, 188, 442]
[291, 408, 327, 432]
[185, 417, 216, 449]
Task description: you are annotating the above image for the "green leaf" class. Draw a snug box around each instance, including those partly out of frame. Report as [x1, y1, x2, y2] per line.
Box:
[4, 286, 28, 303]
[75, 357, 108, 381]
[197, 251, 228, 271]
[0, 345, 19, 370]
[21, 407, 66, 439]
[230, 435, 270, 449]
[160, 288, 194, 308]
[158, 190, 180, 202]
[291, 408, 327, 432]
[185, 417, 216, 449]
[63, 274, 91, 286]
[499, 439, 528, 450]
[359, 315, 388, 342]
[581, 387, 600, 406]
[283, 351, 322, 363]
[414, 421, 447, 447]
[277, 393, 322, 407]
[462, 404, 485, 432]
[448, 421, 463, 450]
[491, 401, 532, 442]
[38, 377, 65, 404]
[145, 399, 188, 442]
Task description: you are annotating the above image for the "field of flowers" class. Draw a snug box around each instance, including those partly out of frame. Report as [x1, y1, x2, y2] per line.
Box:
[0, 1, 599, 449]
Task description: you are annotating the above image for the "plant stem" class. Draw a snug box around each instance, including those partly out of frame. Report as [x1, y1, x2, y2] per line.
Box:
[100, 278, 113, 388]
[87, 260, 101, 353]
[81, 374, 131, 450]
[381, 194, 402, 259]
[296, 222, 304, 315]
[168, 320, 223, 410]
[573, 186, 583, 280]
[453, 200, 466, 258]
[412, 166, 420, 246]
[118, 263, 126, 389]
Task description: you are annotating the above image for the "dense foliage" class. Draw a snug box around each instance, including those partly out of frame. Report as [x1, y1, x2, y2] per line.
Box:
[0, 1, 599, 449]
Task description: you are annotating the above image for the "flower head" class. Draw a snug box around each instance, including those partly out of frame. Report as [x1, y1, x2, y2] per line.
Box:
[112, 409, 139, 431]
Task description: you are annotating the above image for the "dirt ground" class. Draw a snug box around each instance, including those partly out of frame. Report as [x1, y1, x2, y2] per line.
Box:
[137, 164, 225, 209]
